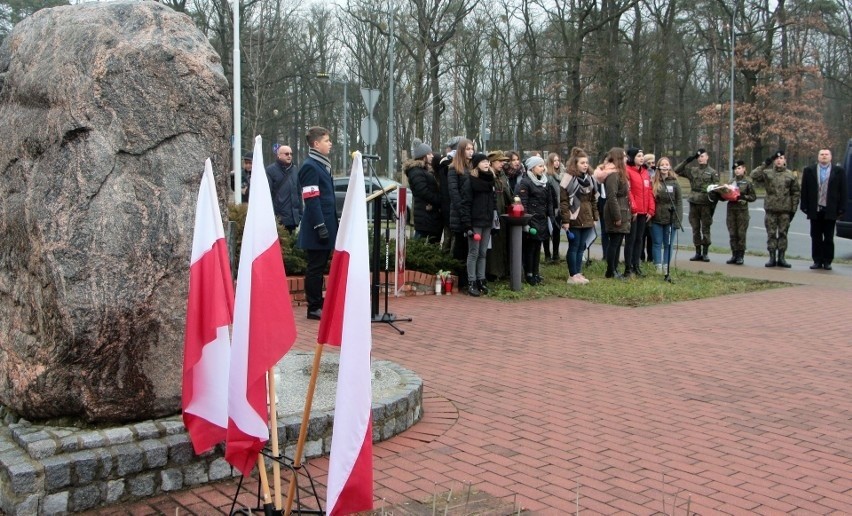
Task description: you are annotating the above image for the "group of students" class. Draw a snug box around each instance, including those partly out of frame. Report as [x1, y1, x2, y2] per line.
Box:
[405, 137, 847, 294]
[404, 138, 701, 294]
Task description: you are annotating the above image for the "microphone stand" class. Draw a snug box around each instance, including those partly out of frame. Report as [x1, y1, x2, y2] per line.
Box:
[367, 159, 412, 335]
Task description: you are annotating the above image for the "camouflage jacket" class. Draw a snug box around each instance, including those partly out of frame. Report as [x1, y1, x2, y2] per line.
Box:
[750, 165, 801, 213]
[673, 162, 719, 205]
[727, 176, 757, 211]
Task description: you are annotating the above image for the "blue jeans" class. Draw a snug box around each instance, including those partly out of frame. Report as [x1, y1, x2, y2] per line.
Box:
[650, 223, 674, 266]
[566, 227, 593, 276]
[467, 227, 492, 282]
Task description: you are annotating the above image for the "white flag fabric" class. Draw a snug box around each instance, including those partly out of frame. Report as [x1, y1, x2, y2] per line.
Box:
[318, 152, 374, 515]
[182, 159, 234, 454]
[225, 136, 297, 475]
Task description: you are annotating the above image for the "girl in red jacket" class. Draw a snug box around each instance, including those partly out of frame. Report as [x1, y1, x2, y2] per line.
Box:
[623, 147, 655, 277]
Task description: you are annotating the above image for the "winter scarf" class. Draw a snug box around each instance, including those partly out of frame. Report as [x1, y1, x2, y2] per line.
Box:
[560, 172, 595, 220]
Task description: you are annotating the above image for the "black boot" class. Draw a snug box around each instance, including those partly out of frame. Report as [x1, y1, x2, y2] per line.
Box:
[467, 282, 481, 296]
[477, 279, 489, 295]
[689, 247, 703, 261]
[777, 251, 791, 268]
[701, 245, 710, 262]
[765, 250, 777, 267]
[735, 251, 744, 265]
[633, 265, 645, 277]
[726, 252, 737, 264]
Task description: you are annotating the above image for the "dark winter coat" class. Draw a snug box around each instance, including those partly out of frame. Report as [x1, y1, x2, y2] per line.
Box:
[297, 153, 338, 250]
[517, 174, 551, 240]
[463, 170, 496, 228]
[404, 158, 443, 234]
[800, 163, 847, 221]
[597, 164, 630, 235]
[435, 155, 453, 227]
[447, 165, 470, 232]
[266, 160, 302, 227]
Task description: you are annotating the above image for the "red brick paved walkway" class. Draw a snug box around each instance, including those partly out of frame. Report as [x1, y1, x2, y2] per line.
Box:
[91, 277, 852, 515]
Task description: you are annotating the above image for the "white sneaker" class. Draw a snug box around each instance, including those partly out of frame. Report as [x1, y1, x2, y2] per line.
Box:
[577, 274, 590, 284]
[655, 264, 663, 273]
[568, 274, 588, 285]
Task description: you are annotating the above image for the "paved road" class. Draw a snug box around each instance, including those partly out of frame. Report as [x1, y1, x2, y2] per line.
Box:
[679, 198, 852, 261]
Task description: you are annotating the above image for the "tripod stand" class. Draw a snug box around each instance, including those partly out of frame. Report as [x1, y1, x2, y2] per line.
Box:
[365, 158, 412, 335]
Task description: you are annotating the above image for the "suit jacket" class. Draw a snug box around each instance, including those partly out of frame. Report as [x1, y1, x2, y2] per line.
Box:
[266, 160, 303, 227]
[800, 163, 847, 220]
[297, 155, 338, 250]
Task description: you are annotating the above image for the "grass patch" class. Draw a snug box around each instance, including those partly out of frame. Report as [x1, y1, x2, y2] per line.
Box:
[487, 259, 789, 306]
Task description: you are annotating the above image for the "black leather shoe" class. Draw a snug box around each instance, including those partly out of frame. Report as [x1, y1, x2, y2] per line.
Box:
[306, 309, 322, 320]
[810, 263, 823, 270]
[823, 263, 832, 270]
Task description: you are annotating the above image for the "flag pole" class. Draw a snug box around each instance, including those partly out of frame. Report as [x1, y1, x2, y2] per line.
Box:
[268, 369, 283, 510]
[283, 343, 324, 516]
[257, 455, 275, 516]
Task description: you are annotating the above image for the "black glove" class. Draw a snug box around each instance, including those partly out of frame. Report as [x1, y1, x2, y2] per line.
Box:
[764, 157, 773, 166]
[315, 223, 329, 244]
[685, 155, 697, 164]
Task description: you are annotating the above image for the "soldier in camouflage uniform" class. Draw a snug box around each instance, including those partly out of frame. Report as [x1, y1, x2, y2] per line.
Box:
[725, 160, 757, 265]
[674, 148, 719, 261]
[750, 150, 801, 268]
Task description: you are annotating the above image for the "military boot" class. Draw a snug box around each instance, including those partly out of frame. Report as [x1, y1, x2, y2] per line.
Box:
[726, 252, 737, 264]
[689, 247, 703, 261]
[765, 250, 777, 267]
[735, 251, 744, 265]
[777, 251, 791, 268]
[701, 245, 710, 262]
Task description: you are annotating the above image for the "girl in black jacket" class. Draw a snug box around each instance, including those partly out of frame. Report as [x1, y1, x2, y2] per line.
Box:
[404, 139, 441, 242]
[517, 156, 552, 285]
[463, 153, 496, 296]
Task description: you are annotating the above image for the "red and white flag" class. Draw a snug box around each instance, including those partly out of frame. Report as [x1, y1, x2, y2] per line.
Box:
[226, 136, 297, 476]
[182, 159, 235, 454]
[319, 152, 374, 515]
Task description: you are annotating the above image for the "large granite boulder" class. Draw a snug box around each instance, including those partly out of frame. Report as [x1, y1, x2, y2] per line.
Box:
[0, 1, 231, 422]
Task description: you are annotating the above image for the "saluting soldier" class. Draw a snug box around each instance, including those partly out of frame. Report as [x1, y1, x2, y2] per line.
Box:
[674, 148, 719, 262]
[750, 150, 801, 268]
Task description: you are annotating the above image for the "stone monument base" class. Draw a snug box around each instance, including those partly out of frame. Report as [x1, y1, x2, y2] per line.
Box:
[0, 353, 422, 514]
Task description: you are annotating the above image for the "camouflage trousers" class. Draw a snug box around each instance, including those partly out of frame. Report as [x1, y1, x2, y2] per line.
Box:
[765, 211, 792, 252]
[726, 208, 749, 252]
[688, 203, 714, 247]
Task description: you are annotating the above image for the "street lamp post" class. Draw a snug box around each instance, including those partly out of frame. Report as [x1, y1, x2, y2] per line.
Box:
[728, 5, 738, 182]
[317, 72, 349, 173]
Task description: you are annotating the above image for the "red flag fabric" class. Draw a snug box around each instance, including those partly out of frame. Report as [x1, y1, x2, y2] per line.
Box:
[320, 152, 374, 515]
[182, 158, 235, 454]
[225, 136, 297, 476]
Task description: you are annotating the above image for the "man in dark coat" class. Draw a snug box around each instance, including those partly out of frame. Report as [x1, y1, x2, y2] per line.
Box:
[266, 144, 302, 233]
[297, 127, 338, 320]
[800, 148, 848, 270]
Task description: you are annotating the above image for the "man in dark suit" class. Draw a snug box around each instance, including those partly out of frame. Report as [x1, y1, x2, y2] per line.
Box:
[800, 148, 848, 271]
[266, 144, 302, 233]
[297, 127, 338, 319]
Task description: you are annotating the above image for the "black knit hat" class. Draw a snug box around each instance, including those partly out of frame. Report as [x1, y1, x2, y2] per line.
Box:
[626, 147, 642, 165]
[471, 153, 489, 169]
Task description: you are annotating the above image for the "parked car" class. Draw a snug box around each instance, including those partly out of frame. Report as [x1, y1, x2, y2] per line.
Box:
[333, 175, 413, 225]
[836, 138, 852, 239]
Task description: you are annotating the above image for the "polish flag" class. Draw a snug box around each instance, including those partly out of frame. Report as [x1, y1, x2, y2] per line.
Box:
[319, 152, 373, 515]
[182, 159, 234, 454]
[226, 136, 297, 476]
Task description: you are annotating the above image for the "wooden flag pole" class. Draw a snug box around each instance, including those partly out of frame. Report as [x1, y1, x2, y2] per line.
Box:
[257, 454, 275, 516]
[268, 369, 283, 511]
[283, 343, 325, 516]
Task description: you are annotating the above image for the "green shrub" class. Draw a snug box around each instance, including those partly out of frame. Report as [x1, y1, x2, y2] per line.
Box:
[227, 204, 308, 276]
